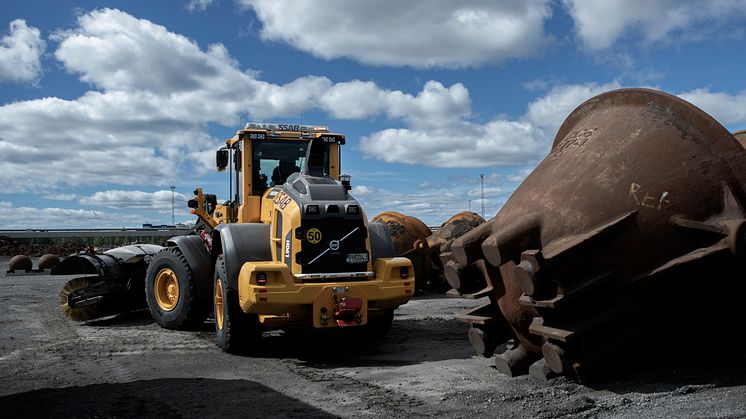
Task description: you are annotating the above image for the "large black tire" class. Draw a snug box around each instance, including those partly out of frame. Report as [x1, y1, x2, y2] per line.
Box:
[365, 309, 395, 338]
[214, 254, 260, 354]
[368, 221, 397, 261]
[145, 247, 209, 330]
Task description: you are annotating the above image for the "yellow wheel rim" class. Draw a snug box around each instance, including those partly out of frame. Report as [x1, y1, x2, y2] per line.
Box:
[215, 276, 224, 330]
[154, 268, 180, 311]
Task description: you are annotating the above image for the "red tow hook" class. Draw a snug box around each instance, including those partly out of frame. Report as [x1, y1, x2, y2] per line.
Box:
[333, 296, 363, 326]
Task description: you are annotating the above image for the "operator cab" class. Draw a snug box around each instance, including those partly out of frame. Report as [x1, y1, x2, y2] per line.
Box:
[209, 123, 346, 225]
[252, 141, 306, 192]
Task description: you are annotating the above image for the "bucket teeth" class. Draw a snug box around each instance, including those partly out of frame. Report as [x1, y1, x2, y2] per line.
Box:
[425, 212, 486, 291]
[444, 88, 746, 381]
[528, 358, 559, 381]
[451, 222, 493, 267]
[494, 345, 539, 377]
[479, 215, 541, 268]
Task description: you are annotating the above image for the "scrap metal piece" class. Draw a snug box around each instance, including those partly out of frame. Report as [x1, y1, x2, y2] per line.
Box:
[37, 254, 60, 270]
[733, 129, 746, 148]
[452, 88, 746, 381]
[9, 254, 32, 272]
[371, 211, 432, 290]
[427, 212, 485, 292]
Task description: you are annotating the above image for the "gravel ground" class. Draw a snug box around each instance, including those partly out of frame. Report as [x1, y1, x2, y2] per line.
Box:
[1, 256, 745, 418]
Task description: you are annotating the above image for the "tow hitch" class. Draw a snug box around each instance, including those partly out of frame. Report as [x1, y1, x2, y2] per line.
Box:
[333, 296, 363, 326]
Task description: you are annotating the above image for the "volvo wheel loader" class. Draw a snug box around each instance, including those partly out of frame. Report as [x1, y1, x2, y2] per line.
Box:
[141, 123, 414, 353]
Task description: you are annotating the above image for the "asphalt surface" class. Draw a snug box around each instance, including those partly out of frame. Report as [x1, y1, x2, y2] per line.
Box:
[1, 256, 745, 418]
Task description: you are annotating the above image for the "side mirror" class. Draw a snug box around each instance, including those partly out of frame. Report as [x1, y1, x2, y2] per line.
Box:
[216, 149, 229, 172]
[340, 174, 351, 191]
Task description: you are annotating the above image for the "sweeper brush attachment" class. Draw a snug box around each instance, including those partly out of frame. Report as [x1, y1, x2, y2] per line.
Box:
[451, 88, 746, 381]
[58, 276, 115, 321]
[53, 245, 162, 321]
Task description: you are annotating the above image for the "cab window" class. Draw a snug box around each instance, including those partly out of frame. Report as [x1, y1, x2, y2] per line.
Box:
[251, 140, 307, 194]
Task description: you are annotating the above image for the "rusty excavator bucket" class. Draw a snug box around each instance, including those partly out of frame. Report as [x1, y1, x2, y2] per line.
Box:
[372, 211, 432, 290]
[374, 211, 489, 292]
[448, 88, 746, 381]
[427, 212, 485, 293]
[734, 129, 746, 148]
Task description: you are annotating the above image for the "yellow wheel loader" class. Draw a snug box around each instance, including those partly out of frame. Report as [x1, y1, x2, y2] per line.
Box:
[140, 123, 414, 353]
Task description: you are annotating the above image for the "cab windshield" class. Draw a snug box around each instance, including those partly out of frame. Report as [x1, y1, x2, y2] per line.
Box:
[250, 140, 308, 194]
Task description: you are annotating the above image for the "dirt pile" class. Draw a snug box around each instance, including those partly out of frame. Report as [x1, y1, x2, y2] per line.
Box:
[0, 236, 87, 257]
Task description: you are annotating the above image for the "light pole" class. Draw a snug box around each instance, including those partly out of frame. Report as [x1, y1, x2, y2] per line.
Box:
[170, 185, 175, 225]
[468, 199, 472, 212]
[480, 174, 485, 218]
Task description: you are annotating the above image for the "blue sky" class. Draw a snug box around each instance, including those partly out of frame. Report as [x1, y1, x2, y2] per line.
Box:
[1, 0, 746, 228]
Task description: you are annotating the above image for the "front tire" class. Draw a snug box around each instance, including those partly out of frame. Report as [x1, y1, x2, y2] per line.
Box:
[214, 254, 260, 354]
[145, 247, 209, 330]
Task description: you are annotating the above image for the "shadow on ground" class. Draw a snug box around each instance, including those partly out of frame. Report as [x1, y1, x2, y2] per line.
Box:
[78, 309, 475, 368]
[586, 350, 746, 394]
[242, 318, 474, 367]
[0, 378, 333, 418]
[84, 309, 155, 327]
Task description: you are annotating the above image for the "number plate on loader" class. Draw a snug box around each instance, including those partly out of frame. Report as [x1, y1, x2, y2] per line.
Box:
[346, 253, 369, 264]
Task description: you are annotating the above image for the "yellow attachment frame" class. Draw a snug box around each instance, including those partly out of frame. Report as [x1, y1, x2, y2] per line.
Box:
[189, 187, 218, 228]
[237, 258, 414, 328]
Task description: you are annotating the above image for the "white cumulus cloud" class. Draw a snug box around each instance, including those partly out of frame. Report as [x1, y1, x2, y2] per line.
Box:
[80, 189, 190, 211]
[0, 19, 46, 84]
[564, 0, 746, 50]
[0, 201, 145, 229]
[320, 80, 470, 128]
[360, 120, 546, 168]
[358, 81, 625, 168]
[525, 81, 622, 134]
[240, 0, 553, 68]
[352, 172, 512, 224]
[187, 0, 216, 12]
[0, 8, 480, 192]
[677, 88, 746, 126]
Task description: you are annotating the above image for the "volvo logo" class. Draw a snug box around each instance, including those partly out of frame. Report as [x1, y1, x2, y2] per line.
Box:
[329, 240, 340, 251]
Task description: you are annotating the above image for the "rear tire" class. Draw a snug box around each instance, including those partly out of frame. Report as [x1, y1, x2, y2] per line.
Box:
[366, 309, 395, 338]
[145, 247, 209, 330]
[214, 254, 260, 354]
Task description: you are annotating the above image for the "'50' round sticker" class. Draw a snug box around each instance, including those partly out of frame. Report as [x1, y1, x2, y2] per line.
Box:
[305, 228, 322, 244]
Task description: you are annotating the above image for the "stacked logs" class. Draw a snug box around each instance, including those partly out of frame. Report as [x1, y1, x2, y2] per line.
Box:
[448, 88, 746, 381]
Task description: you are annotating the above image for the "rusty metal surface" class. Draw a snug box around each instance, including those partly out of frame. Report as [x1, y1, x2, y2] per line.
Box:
[450, 88, 746, 381]
[427, 212, 485, 292]
[37, 254, 60, 271]
[373, 211, 487, 292]
[8, 255, 32, 272]
[734, 129, 746, 148]
[372, 211, 432, 290]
